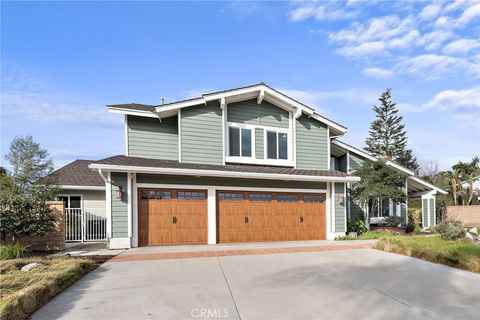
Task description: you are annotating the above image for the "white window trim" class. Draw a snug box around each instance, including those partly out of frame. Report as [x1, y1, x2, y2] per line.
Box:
[227, 123, 254, 159]
[225, 122, 294, 167]
[57, 194, 83, 209]
[264, 129, 290, 162]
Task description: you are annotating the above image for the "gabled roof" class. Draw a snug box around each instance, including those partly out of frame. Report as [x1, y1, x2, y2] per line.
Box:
[107, 83, 348, 134]
[51, 160, 105, 189]
[331, 139, 447, 195]
[89, 155, 360, 183]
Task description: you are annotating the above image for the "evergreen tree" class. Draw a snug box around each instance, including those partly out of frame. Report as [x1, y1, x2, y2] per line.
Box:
[365, 89, 419, 172]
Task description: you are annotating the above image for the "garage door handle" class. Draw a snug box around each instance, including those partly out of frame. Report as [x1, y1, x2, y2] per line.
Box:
[172, 216, 177, 224]
[300, 216, 304, 223]
[244, 216, 249, 224]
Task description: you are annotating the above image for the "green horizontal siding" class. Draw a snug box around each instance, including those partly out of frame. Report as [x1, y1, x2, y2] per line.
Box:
[227, 99, 289, 128]
[111, 172, 128, 238]
[296, 115, 328, 170]
[335, 182, 346, 232]
[255, 128, 264, 159]
[127, 115, 178, 160]
[181, 103, 223, 164]
[349, 153, 364, 171]
[137, 174, 327, 190]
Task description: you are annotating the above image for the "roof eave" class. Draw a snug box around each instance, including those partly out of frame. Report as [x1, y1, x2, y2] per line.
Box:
[88, 163, 360, 183]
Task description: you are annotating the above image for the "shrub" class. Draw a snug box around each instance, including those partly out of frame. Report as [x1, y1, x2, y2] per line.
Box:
[384, 216, 402, 227]
[432, 219, 466, 241]
[347, 219, 367, 235]
[407, 209, 420, 233]
[0, 242, 28, 260]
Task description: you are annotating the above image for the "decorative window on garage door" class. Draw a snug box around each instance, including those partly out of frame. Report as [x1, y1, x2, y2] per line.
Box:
[248, 193, 273, 201]
[219, 193, 244, 201]
[304, 195, 324, 202]
[276, 194, 299, 202]
[141, 191, 172, 200]
[178, 191, 206, 200]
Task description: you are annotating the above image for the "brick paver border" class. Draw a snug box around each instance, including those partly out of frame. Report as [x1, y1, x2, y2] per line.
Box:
[110, 242, 374, 263]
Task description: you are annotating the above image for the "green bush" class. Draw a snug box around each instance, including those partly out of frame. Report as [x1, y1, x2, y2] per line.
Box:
[432, 219, 465, 241]
[0, 242, 28, 260]
[383, 216, 402, 227]
[347, 219, 367, 235]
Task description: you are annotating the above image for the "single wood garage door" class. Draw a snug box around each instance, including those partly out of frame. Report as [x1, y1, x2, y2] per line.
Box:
[217, 191, 326, 243]
[138, 188, 208, 246]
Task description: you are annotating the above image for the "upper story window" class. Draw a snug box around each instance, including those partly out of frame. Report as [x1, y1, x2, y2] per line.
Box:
[226, 121, 292, 167]
[229, 126, 252, 157]
[266, 131, 288, 160]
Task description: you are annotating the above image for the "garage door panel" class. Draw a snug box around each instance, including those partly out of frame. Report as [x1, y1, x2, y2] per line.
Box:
[218, 191, 326, 243]
[138, 189, 207, 246]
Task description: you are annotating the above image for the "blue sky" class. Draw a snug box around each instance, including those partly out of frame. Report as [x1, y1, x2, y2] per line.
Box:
[1, 1, 479, 171]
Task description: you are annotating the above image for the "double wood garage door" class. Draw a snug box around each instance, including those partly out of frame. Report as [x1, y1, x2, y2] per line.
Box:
[138, 188, 326, 246]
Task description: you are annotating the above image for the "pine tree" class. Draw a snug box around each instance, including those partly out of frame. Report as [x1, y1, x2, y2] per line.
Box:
[365, 89, 419, 172]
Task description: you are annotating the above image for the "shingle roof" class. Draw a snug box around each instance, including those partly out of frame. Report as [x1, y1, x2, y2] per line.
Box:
[106, 103, 156, 112]
[94, 155, 349, 177]
[52, 160, 104, 187]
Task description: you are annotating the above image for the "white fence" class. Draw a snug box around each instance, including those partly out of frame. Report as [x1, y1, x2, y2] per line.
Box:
[65, 208, 107, 242]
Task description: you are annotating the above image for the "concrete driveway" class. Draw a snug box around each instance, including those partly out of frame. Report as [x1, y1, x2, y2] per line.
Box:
[33, 246, 480, 320]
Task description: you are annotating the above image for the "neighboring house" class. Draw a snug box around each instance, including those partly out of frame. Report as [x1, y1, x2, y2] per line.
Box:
[52, 160, 107, 241]
[56, 83, 446, 249]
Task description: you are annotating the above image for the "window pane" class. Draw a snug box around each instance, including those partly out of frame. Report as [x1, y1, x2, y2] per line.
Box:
[304, 195, 324, 203]
[277, 194, 299, 202]
[267, 131, 277, 159]
[241, 129, 252, 157]
[178, 191, 206, 200]
[278, 133, 288, 160]
[229, 127, 240, 156]
[70, 196, 81, 208]
[248, 193, 272, 202]
[219, 193, 243, 201]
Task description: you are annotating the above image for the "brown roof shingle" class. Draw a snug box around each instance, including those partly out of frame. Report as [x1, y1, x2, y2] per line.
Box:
[52, 160, 104, 187]
[94, 155, 349, 177]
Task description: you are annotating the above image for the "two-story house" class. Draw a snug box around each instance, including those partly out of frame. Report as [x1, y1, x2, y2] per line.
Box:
[53, 83, 446, 248]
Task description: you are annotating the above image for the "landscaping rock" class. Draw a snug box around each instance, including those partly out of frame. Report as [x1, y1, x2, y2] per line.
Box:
[21, 263, 44, 272]
[469, 227, 478, 235]
[465, 233, 474, 241]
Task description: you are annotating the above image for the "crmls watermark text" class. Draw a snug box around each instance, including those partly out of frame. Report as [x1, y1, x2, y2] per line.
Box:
[190, 308, 230, 319]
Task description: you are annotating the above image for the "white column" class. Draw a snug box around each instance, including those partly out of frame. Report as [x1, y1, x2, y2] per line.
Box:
[207, 187, 217, 244]
[132, 173, 138, 248]
[127, 172, 132, 238]
[106, 171, 112, 239]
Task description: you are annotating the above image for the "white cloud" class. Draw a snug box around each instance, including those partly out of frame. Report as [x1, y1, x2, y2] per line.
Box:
[456, 2, 480, 26]
[419, 3, 443, 21]
[420, 30, 454, 51]
[395, 54, 471, 80]
[289, 2, 359, 22]
[1, 91, 121, 127]
[423, 87, 480, 111]
[293, 1, 480, 80]
[362, 67, 394, 79]
[443, 38, 480, 54]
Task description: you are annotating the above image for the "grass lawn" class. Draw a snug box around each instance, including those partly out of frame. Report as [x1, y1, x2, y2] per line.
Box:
[0, 257, 98, 320]
[375, 236, 480, 273]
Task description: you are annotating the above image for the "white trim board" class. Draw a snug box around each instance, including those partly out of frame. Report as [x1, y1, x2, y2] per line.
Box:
[136, 183, 328, 193]
[90, 163, 360, 183]
[58, 185, 105, 191]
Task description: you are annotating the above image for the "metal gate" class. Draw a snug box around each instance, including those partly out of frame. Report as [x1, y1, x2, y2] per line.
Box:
[65, 208, 107, 242]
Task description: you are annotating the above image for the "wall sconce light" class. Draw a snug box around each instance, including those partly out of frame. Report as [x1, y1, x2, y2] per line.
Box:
[337, 194, 345, 206]
[113, 186, 124, 200]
